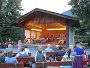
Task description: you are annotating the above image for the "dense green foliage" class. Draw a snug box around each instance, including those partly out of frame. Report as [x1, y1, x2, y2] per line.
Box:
[0, 0, 23, 42]
[69, 0, 90, 34]
[75, 35, 90, 45]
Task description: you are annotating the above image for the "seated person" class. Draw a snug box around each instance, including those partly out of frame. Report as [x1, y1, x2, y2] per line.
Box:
[60, 49, 74, 68]
[49, 55, 55, 62]
[5, 51, 17, 63]
[35, 47, 46, 62]
[15, 47, 29, 57]
[24, 46, 31, 54]
[55, 47, 65, 56]
[44, 44, 54, 53]
[0, 50, 5, 63]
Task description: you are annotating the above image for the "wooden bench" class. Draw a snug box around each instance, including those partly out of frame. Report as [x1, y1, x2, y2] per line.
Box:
[56, 56, 62, 61]
[35, 62, 44, 68]
[17, 56, 35, 63]
[46, 52, 56, 56]
[0, 63, 24, 68]
[46, 56, 62, 61]
[44, 61, 72, 68]
[35, 61, 72, 68]
[35, 61, 87, 68]
[17, 57, 35, 67]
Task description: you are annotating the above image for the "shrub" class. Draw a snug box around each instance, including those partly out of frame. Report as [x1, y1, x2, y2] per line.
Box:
[74, 35, 90, 45]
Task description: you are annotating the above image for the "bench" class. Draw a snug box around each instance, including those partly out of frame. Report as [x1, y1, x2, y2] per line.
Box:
[0, 63, 24, 68]
[35, 61, 72, 68]
[46, 52, 56, 56]
[17, 56, 35, 63]
[46, 56, 62, 61]
[17, 57, 35, 67]
[44, 61, 72, 68]
[56, 56, 62, 61]
[35, 62, 44, 68]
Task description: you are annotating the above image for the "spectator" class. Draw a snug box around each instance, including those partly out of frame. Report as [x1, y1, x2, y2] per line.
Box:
[5, 51, 17, 63]
[6, 44, 13, 52]
[53, 45, 60, 52]
[6, 39, 13, 46]
[60, 48, 74, 68]
[55, 46, 65, 56]
[17, 40, 23, 52]
[74, 44, 84, 55]
[35, 47, 46, 62]
[24, 46, 31, 55]
[0, 50, 5, 63]
[49, 55, 55, 62]
[73, 44, 85, 68]
[16, 47, 29, 57]
[44, 44, 54, 53]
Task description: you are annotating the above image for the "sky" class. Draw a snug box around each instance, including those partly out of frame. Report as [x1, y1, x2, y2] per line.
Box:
[21, 0, 72, 15]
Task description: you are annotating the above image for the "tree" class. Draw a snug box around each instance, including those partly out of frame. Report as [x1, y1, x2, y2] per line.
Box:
[69, 0, 90, 34]
[0, 0, 23, 42]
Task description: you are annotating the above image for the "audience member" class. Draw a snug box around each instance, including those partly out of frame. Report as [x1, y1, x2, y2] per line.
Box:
[0, 50, 5, 63]
[6, 39, 13, 45]
[17, 40, 23, 52]
[73, 44, 85, 68]
[49, 55, 55, 62]
[55, 46, 65, 56]
[6, 44, 13, 52]
[74, 44, 84, 55]
[60, 48, 74, 68]
[53, 45, 60, 52]
[15, 47, 29, 57]
[44, 44, 54, 53]
[24, 46, 31, 55]
[35, 47, 46, 62]
[5, 51, 17, 63]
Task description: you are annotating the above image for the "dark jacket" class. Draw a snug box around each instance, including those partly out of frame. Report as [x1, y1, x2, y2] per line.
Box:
[0, 56, 5, 63]
[36, 51, 45, 62]
[56, 50, 65, 56]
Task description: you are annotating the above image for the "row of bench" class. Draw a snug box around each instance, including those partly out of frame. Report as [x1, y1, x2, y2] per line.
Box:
[0, 61, 87, 68]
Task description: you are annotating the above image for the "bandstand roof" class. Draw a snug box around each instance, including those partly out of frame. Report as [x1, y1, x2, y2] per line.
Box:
[13, 8, 80, 30]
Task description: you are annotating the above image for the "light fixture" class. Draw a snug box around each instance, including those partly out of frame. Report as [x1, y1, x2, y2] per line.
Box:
[36, 30, 42, 31]
[31, 29, 36, 30]
[46, 28, 66, 30]
[31, 28, 42, 31]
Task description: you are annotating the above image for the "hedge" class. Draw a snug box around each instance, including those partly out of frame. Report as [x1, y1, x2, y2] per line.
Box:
[74, 35, 90, 45]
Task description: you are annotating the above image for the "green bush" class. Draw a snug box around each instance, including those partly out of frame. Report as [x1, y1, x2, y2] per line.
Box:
[74, 35, 90, 45]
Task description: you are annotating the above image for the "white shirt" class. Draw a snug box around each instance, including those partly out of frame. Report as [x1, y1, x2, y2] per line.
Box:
[25, 48, 31, 54]
[44, 47, 54, 52]
[61, 55, 74, 61]
[15, 51, 28, 58]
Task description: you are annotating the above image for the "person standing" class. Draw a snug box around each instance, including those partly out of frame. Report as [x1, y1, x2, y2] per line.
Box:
[73, 44, 85, 68]
[17, 40, 23, 52]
